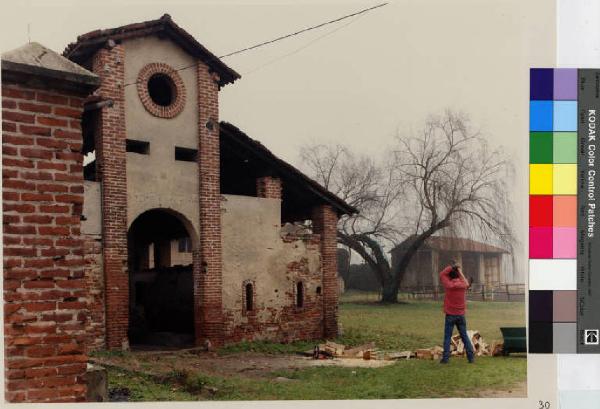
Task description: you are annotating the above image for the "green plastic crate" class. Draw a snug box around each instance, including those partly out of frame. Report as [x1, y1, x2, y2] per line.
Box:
[500, 327, 527, 355]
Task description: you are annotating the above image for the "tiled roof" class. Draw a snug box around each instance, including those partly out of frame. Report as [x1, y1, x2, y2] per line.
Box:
[220, 122, 358, 216]
[392, 235, 507, 254]
[63, 14, 240, 87]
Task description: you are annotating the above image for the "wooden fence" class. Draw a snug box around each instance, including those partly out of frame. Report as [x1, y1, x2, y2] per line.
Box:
[340, 284, 526, 303]
[400, 283, 525, 302]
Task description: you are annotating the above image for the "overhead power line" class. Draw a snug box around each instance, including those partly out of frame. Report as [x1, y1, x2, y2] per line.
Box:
[218, 2, 388, 59]
[243, 14, 365, 76]
[123, 2, 387, 87]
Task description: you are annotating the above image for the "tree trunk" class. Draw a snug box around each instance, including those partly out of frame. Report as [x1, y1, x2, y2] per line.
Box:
[389, 221, 450, 301]
[381, 277, 400, 303]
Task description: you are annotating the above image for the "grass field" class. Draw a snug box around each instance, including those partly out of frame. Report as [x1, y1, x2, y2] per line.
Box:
[337, 290, 525, 351]
[107, 356, 525, 401]
[104, 293, 527, 401]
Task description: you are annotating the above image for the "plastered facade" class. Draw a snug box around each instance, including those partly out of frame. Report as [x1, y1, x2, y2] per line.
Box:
[221, 195, 324, 341]
[123, 37, 200, 237]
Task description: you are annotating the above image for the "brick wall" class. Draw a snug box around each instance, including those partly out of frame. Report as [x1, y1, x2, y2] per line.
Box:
[2, 84, 89, 402]
[83, 234, 104, 351]
[91, 44, 129, 350]
[195, 63, 223, 346]
[256, 176, 282, 199]
[312, 205, 339, 338]
[223, 235, 324, 343]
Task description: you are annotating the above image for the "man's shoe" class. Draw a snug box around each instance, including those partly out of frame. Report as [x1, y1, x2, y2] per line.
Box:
[439, 359, 449, 364]
[468, 358, 475, 363]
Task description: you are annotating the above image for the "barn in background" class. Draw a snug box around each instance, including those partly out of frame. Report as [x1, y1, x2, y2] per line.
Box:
[391, 236, 508, 289]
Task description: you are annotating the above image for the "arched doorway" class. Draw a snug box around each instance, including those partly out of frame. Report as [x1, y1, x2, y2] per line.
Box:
[127, 209, 196, 348]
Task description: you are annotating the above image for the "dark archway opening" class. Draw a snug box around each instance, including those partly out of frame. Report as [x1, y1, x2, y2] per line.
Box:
[128, 209, 195, 348]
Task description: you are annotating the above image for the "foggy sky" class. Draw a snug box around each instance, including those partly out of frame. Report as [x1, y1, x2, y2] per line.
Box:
[0, 0, 556, 281]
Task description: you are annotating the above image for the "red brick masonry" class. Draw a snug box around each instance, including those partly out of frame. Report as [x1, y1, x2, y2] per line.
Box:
[256, 176, 282, 199]
[92, 44, 129, 350]
[2, 84, 89, 402]
[312, 205, 339, 338]
[195, 63, 224, 346]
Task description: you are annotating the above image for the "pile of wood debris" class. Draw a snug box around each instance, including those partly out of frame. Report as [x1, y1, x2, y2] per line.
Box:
[309, 330, 504, 361]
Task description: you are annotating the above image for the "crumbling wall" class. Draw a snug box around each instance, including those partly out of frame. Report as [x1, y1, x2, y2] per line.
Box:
[82, 181, 104, 351]
[221, 194, 324, 342]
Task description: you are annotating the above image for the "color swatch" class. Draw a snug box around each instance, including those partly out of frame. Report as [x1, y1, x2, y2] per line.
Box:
[529, 68, 578, 353]
[529, 69, 600, 354]
[575, 70, 600, 354]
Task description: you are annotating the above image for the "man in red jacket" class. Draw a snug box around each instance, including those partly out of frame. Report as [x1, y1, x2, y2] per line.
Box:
[439, 262, 474, 364]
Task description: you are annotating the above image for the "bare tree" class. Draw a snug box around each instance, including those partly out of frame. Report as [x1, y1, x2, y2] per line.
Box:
[301, 110, 513, 303]
[300, 144, 403, 299]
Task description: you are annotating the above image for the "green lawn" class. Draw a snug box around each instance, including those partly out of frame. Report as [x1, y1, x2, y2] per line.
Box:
[106, 295, 527, 401]
[338, 291, 525, 351]
[108, 356, 525, 401]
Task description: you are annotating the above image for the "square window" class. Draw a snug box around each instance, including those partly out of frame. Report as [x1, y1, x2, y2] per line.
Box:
[553, 132, 577, 163]
[530, 164, 553, 195]
[553, 164, 577, 195]
[553, 101, 577, 131]
[530, 101, 553, 131]
[530, 132, 553, 163]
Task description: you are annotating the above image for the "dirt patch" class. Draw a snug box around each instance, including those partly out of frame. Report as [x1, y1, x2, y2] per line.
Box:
[92, 349, 392, 379]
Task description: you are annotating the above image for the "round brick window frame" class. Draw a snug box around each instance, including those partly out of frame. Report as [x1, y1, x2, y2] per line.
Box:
[137, 63, 186, 118]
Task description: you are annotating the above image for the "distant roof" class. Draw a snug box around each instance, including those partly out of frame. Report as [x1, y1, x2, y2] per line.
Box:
[392, 235, 507, 254]
[220, 122, 358, 216]
[63, 14, 240, 87]
[2, 42, 99, 92]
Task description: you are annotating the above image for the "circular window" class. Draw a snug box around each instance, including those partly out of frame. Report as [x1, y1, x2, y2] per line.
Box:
[148, 74, 175, 106]
[137, 63, 186, 118]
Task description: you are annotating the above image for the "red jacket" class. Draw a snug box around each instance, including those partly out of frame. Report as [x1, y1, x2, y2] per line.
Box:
[439, 266, 469, 315]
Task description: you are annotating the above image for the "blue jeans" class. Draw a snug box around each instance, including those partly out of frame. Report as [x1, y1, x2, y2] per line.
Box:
[442, 314, 474, 361]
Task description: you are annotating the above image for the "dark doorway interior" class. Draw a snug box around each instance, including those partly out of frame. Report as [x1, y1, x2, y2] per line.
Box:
[128, 209, 194, 348]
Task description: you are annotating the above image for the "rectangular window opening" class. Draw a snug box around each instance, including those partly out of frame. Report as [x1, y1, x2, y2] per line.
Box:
[175, 146, 198, 162]
[245, 283, 254, 312]
[126, 139, 150, 154]
[296, 282, 304, 308]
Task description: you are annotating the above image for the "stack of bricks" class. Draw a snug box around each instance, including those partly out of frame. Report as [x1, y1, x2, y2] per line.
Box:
[2, 84, 91, 402]
[195, 62, 224, 346]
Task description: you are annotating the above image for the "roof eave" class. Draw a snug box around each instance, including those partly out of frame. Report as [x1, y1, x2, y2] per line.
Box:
[63, 17, 240, 87]
[1, 60, 100, 94]
[220, 122, 357, 216]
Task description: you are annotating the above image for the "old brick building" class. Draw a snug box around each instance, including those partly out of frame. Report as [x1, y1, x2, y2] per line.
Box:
[391, 236, 509, 288]
[2, 42, 100, 402]
[2, 15, 355, 402]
